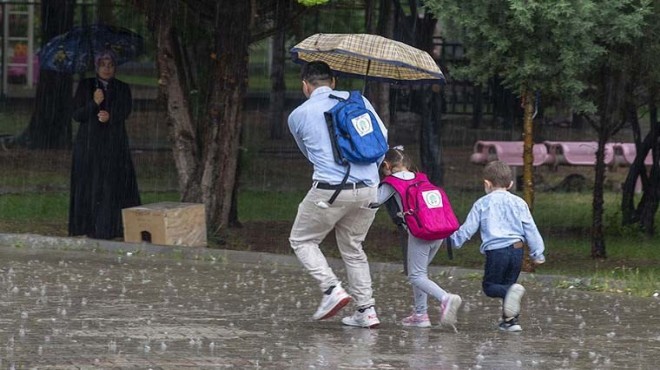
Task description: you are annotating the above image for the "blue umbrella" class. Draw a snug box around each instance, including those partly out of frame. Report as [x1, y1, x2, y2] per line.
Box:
[39, 24, 144, 74]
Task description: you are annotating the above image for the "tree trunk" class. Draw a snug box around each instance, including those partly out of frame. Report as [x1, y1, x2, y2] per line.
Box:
[419, 86, 445, 185]
[591, 135, 607, 259]
[97, 0, 115, 23]
[269, 3, 287, 140]
[521, 89, 535, 208]
[153, 15, 201, 201]
[621, 100, 645, 226]
[364, 0, 376, 33]
[150, 1, 251, 234]
[410, 10, 444, 184]
[491, 78, 518, 129]
[202, 3, 251, 234]
[638, 99, 659, 235]
[521, 88, 536, 273]
[11, 0, 75, 150]
[590, 64, 627, 258]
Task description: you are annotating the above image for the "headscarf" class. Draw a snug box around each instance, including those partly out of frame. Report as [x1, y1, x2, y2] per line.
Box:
[95, 50, 117, 87]
[94, 50, 117, 68]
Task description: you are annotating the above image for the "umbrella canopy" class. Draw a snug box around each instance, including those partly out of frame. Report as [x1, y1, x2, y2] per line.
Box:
[39, 24, 144, 74]
[290, 33, 444, 84]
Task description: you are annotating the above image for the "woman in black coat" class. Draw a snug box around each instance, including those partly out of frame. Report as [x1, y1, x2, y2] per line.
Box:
[68, 50, 141, 239]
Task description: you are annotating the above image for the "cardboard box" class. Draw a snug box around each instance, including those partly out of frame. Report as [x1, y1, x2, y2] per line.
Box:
[122, 202, 207, 247]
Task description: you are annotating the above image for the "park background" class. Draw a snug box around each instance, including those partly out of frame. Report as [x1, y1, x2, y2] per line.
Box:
[0, 0, 658, 297]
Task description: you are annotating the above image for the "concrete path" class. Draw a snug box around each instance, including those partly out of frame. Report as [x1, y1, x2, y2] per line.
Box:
[0, 233, 658, 369]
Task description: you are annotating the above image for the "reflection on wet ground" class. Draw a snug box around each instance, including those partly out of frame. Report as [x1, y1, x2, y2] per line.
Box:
[0, 245, 658, 368]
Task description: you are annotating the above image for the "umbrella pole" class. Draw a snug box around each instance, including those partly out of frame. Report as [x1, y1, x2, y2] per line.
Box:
[362, 59, 371, 94]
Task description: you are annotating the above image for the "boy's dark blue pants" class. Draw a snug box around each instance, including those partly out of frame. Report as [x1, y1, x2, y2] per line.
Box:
[482, 244, 523, 299]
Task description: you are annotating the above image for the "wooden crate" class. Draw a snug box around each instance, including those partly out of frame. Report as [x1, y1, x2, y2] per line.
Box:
[122, 202, 207, 247]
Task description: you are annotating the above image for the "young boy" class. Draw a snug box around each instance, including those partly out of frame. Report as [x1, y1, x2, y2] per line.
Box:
[449, 160, 545, 332]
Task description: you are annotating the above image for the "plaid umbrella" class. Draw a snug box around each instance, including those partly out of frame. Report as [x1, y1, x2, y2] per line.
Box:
[290, 33, 444, 84]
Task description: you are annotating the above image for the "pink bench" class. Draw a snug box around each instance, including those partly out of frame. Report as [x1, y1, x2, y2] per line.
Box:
[543, 141, 615, 167]
[469, 141, 551, 167]
[613, 143, 653, 166]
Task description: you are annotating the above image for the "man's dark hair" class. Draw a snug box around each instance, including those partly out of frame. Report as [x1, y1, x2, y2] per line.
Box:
[301, 61, 334, 86]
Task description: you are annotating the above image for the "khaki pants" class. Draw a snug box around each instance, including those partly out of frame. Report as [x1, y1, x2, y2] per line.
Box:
[290, 185, 377, 308]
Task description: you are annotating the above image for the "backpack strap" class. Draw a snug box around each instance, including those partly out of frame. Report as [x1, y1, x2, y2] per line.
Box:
[324, 93, 350, 205]
[327, 163, 351, 205]
[378, 181, 409, 274]
[328, 93, 345, 102]
[379, 182, 404, 226]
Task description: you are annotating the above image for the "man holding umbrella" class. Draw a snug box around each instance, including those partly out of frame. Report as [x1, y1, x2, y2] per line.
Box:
[288, 61, 387, 328]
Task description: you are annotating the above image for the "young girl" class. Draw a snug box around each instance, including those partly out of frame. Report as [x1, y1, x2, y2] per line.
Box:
[371, 147, 462, 328]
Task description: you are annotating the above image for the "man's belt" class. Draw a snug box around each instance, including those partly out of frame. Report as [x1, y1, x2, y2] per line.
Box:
[512, 241, 524, 249]
[316, 182, 368, 190]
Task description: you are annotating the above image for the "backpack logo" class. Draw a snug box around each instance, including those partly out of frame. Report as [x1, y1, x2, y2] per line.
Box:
[352, 113, 374, 137]
[422, 190, 443, 208]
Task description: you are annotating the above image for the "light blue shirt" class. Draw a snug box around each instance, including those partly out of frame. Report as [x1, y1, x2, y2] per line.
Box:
[287, 86, 387, 187]
[449, 189, 545, 261]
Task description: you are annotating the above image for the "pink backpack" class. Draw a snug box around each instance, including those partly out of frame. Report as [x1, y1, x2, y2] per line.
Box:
[381, 172, 459, 240]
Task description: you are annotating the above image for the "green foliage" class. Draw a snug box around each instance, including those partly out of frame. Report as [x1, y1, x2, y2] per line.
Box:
[297, 0, 330, 6]
[422, 0, 651, 114]
[296, 2, 366, 36]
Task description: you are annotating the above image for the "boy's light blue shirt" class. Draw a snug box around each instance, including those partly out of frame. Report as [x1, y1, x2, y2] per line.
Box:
[287, 86, 387, 187]
[449, 189, 545, 261]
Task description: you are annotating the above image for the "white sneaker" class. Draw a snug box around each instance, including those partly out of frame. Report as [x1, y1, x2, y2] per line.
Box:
[312, 284, 352, 320]
[440, 294, 462, 325]
[499, 317, 523, 332]
[402, 312, 432, 328]
[503, 284, 525, 318]
[341, 306, 380, 328]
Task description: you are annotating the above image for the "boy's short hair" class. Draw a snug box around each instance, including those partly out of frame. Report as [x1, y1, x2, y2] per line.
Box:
[301, 61, 334, 86]
[483, 160, 513, 187]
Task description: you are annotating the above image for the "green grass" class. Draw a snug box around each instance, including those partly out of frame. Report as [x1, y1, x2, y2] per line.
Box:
[238, 190, 305, 221]
[1, 103, 659, 297]
[116, 74, 158, 87]
[0, 110, 28, 135]
[1, 184, 658, 296]
[236, 189, 660, 297]
[0, 191, 178, 227]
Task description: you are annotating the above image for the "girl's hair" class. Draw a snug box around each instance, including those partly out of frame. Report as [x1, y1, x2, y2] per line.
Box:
[384, 146, 417, 172]
[483, 160, 513, 187]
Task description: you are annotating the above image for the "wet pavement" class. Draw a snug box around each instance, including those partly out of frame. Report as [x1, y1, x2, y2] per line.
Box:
[0, 233, 658, 369]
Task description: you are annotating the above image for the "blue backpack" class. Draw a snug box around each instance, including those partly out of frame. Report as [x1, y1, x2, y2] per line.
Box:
[322, 91, 388, 204]
[324, 91, 388, 166]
